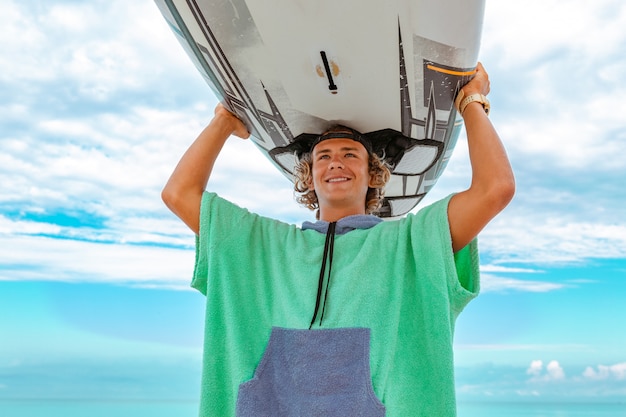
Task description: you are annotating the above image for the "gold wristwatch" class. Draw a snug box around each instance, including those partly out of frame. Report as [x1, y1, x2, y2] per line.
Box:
[454, 90, 490, 116]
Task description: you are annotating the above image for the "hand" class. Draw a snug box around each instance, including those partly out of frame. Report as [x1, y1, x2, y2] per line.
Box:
[214, 103, 251, 139]
[462, 62, 490, 97]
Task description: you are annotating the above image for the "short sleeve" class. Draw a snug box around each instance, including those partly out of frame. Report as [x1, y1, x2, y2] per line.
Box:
[410, 195, 480, 315]
[191, 192, 217, 295]
[191, 192, 252, 294]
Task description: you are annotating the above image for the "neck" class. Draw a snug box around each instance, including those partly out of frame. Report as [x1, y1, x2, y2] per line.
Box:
[318, 205, 366, 223]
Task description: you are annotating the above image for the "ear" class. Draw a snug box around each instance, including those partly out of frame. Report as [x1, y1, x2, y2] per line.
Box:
[368, 171, 378, 188]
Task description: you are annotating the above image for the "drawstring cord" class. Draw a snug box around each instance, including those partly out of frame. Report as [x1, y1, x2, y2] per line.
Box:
[309, 221, 336, 329]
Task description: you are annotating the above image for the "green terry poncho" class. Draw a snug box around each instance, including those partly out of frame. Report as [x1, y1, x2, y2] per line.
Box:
[193, 192, 479, 417]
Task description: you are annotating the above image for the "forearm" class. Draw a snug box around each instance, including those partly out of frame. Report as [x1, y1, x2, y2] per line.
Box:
[463, 103, 515, 200]
[162, 109, 243, 234]
[447, 63, 515, 252]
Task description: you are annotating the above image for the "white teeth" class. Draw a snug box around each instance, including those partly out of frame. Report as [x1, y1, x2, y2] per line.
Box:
[327, 177, 348, 183]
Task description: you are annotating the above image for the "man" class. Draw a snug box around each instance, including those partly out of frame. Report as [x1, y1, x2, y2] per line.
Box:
[162, 62, 514, 416]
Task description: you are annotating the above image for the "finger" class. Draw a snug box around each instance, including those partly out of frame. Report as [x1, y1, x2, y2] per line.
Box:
[236, 123, 251, 139]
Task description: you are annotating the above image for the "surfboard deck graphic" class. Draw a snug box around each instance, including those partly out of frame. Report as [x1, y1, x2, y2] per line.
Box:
[154, 0, 485, 217]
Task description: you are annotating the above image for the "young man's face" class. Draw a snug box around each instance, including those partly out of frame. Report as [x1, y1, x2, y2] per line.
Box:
[309, 138, 373, 214]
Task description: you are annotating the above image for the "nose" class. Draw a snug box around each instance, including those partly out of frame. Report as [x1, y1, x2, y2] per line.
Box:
[328, 155, 344, 169]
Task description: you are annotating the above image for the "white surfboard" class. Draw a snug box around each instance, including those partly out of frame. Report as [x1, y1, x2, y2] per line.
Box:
[154, 0, 485, 217]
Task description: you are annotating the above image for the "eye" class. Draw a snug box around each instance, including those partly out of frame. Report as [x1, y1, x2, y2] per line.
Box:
[317, 154, 330, 160]
[345, 152, 357, 158]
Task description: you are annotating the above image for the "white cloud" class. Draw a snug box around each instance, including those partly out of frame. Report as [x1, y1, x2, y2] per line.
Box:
[514, 389, 541, 398]
[457, 360, 626, 401]
[0, 0, 198, 90]
[499, 115, 626, 172]
[583, 363, 626, 381]
[457, 344, 590, 353]
[480, 215, 626, 264]
[526, 360, 543, 376]
[480, 265, 543, 274]
[546, 360, 566, 380]
[526, 360, 566, 382]
[0, 234, 195, 288]
[484, 0, 626, 66]
[525, 360, 626, 386]
[481, 274, 566, 293]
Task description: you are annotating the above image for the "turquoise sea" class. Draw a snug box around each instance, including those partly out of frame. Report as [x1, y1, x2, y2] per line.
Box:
[459, 402, 626, 417]
[0, 400, 197, 417]
[1, 400, 625, 417]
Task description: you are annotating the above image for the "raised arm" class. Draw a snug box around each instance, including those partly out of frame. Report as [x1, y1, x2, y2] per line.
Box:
[448, 63, 515, 253]
[162, 103, 249, 234]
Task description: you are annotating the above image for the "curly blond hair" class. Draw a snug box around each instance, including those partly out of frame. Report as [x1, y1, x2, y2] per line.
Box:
[293, 150, 391, 218]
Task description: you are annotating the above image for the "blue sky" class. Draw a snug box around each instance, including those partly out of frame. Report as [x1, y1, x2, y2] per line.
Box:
[1, 0, 625, 406]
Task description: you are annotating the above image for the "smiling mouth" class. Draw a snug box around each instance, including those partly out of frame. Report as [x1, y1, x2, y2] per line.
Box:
[326, 177, 350, 183]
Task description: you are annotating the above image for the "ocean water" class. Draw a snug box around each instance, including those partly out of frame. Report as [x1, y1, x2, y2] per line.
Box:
[1, 400, 625, 417]
[458, 402, 626, 417]
[0, 400, 198, 417]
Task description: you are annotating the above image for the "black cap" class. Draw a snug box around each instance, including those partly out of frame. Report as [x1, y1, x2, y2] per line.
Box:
[276, 126, 373, 159]
[269, 127, 444, 176]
